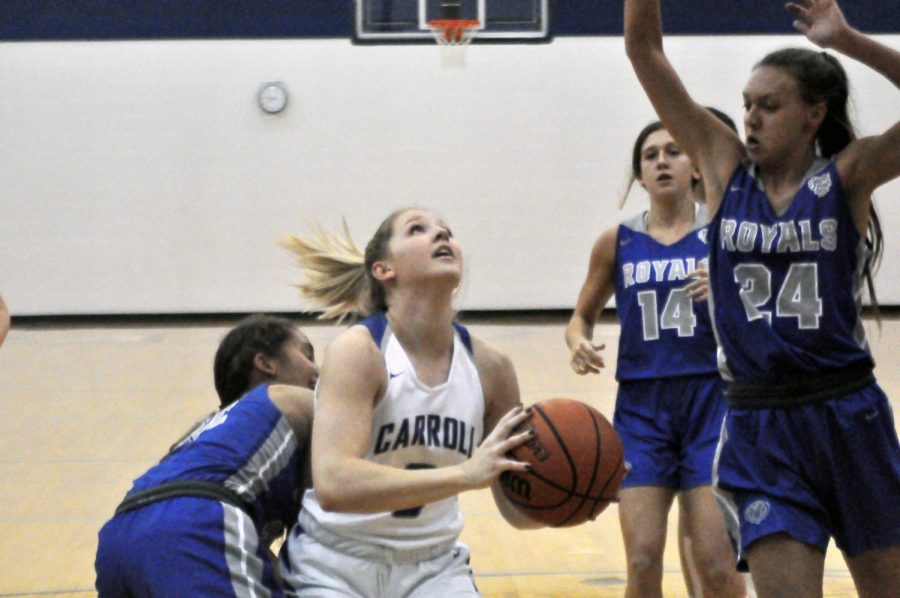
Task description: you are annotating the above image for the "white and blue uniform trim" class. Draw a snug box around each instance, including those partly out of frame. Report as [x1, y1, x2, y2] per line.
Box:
[710, 160, 899, 569]
[290, 312, 483, 553]
[614, 209, 718, 381]
[707, 159, 874, 399]
[279, 312, 484, 596]
[610, 209, 727, 490]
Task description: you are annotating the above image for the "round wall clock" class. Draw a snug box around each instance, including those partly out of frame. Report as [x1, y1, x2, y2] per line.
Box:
[257, 82, 289, 114]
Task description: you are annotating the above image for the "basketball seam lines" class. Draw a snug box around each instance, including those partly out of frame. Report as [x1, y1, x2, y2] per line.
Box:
[533, 403, 595, 526]
[508, 410, 618, 502]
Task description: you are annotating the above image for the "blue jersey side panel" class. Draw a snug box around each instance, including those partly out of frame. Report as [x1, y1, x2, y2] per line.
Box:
[613, 212, 718, 380]
[130, 384, 302, 534]
[707, 161, 873, 382]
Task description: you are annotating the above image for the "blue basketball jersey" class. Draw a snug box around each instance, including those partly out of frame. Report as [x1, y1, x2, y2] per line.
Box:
[613, 210, 718, 381]
[132, 383, 303, 540]
[707, 160, 873, 384]
[96, 384, 303, 597]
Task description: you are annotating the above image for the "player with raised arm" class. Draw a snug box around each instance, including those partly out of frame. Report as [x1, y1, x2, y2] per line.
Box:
[624, 0, 899, 596]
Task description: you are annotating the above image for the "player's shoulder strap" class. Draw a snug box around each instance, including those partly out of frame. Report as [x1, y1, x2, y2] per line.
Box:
[620, 211, 647, 234]
[360, 311, 390, 352]
[694, 203, 710, 229]
[452, 321, 474, 356]
[360, 311, 473, 357]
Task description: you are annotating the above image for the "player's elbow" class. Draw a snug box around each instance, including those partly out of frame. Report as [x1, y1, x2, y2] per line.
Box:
[502, 512, 545, 530]
[314, 489, 343, 512]
[312, 461, 356, 512]
[623, 22, 664, 63]
[493, 485, 546, 530]
[314, 478, 352, 512]
[624, 37, 658, 64]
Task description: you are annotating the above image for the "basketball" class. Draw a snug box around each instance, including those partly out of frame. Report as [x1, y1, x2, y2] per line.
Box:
[500, 398, 626, 527]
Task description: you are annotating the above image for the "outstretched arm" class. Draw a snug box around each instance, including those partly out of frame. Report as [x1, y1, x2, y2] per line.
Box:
[623, 0, 744, 215]
[796, 0, 900, 210]
[787, 0, 900, 87]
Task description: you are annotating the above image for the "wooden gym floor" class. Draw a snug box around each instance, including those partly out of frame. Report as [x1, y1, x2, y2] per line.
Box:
[1, 312, 897, 597]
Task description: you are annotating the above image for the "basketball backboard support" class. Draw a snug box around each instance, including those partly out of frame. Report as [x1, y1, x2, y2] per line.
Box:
[355, 0, 550, 43]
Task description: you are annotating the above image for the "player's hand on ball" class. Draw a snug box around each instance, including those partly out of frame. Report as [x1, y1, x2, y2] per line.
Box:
[500, 398, 626, 527]
[461, 405, 532, 490]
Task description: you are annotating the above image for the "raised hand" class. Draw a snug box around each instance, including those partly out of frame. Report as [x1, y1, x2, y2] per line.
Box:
[785, 0, 849, 48]
[570, 339, 606, 375]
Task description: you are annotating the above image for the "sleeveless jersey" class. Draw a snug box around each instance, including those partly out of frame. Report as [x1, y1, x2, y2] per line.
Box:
[299, 312, 484, 551]
[130, 384, 303, 542]
[707, 159, 873, 383]
[614, 209, 718, 381]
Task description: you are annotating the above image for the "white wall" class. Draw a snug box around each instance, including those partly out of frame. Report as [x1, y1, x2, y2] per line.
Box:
[1, 36, 898, 315]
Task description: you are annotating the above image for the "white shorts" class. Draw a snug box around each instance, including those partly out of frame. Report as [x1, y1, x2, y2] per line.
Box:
[279, 531, 479, 597]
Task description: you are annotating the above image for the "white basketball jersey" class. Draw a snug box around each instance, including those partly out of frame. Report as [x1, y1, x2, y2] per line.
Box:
[299, 313, 485, 551]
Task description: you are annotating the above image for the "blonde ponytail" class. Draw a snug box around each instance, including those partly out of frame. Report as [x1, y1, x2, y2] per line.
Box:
[282, 220, 369, 320]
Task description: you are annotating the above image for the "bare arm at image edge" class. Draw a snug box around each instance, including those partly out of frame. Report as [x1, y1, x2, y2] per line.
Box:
[0, 295, 10, 349]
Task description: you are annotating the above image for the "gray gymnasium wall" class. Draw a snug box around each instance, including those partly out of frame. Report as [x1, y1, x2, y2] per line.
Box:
[2, 35, 898, 315]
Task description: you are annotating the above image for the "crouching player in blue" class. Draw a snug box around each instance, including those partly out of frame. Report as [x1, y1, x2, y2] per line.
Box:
[625, 0, 900, 595]
[95, 315, 319, 597]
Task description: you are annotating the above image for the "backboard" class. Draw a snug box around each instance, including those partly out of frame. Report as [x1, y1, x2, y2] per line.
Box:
[355, 0, 550, 42]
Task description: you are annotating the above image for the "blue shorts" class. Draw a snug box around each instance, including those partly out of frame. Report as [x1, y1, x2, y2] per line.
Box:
[95, 497, 283, 597]
[714, 383, 900, 570]
[614, 374, 727, 490]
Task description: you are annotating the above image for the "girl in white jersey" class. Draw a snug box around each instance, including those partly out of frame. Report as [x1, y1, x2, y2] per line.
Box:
[279, 208, 543, 596]
[625, 0, 899, 595]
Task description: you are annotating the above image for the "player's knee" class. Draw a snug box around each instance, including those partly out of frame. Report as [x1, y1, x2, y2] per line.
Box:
[692, 549, 740, 592]
[698, 563, 738, 592]
[625, 542, 664, 577]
